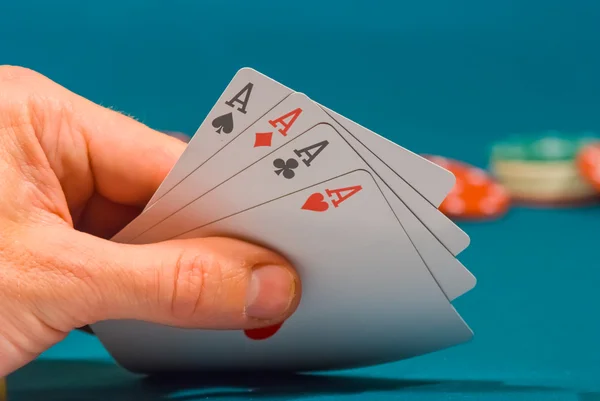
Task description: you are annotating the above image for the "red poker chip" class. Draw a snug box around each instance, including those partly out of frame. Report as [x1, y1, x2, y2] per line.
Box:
[423, 155, 511, 220]
[577, 142, 600, 192]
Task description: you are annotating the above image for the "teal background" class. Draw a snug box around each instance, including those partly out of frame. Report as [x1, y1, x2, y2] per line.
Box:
[2, 1, 600, 400]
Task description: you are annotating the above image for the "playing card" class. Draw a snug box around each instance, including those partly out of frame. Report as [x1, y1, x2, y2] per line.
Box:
[92, 170, 473, 373]
[115, 94, 468, 257]
[147, 67, 294, 209]
[126, 119, 474, 301]
[144, 67, 454, 211]
[319, 106, 454, 207]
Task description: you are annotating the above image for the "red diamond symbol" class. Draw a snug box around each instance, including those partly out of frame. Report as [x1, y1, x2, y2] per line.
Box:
[254, 132, 273, 147]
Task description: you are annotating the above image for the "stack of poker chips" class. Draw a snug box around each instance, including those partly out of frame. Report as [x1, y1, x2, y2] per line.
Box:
[490, 132, 600, 206]
[423, 155, 510, 221]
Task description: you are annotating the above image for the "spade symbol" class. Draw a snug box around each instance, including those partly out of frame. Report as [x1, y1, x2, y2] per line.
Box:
[212, 112, 234, 134]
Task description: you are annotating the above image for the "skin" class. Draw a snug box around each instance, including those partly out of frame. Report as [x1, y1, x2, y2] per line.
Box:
[0, 66, 301, 376]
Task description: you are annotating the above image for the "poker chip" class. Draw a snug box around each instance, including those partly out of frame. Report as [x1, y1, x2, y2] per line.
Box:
[491, 131, 599, 162]
[423, 155, 510, 220]
[490, 131, 599, 206]
[576, 142, 600, 192]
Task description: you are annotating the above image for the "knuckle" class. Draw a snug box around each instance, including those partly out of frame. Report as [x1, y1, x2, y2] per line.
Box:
[0, 65, 65, 115]
[0, 65, 36, 81]
[0, 68, 39, 131]
[0, 67, 77, 141]
[168, 251, 248, 319]
[169, 252, 211, 319]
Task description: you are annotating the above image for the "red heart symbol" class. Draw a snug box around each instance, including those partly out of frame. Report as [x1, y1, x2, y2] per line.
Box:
[301, 192, 329, 212]
[244, 322, 284, 340]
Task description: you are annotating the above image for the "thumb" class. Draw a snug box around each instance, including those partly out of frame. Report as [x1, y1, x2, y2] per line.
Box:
[36, 228, 301, 331]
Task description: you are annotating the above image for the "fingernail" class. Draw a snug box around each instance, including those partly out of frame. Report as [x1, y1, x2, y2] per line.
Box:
[245, 265, 296, 320]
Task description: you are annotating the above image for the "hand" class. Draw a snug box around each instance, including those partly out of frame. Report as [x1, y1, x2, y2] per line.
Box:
[0, 66, 301, 375]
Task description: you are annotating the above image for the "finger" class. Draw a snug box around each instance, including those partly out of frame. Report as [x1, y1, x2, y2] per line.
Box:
[2, 66, 187, 208]
[78, 106, 188, 207]
[37, 228, 301, 331]
[74, 192, 141, 239]
[162, 130, 191, 143]
[75, 326, 94, 335]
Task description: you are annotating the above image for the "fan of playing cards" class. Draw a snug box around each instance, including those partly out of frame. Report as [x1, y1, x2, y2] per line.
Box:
[91, 68, 476, 373]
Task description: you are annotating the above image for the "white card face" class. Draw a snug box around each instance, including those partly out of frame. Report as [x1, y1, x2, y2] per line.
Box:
[146, 68, 294, 208]
[315, 113, 474, 299]
[114, 92, 320, 243]
[117, 94, 472, 300]
[320, 106, 455, 208]
[319, 109, 469, 257]
[378, 186, 474, 301]
[92, 170, 473, 373]
[115, 94, 467, 256]
[144, 67, 453, 211]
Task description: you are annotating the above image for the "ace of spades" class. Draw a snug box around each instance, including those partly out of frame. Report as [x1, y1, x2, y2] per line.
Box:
[211, 82, 254, 134]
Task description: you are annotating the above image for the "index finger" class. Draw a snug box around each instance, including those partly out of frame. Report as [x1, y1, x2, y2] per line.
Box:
[79, 103, 188, 207]
[6, 66, 188, 208]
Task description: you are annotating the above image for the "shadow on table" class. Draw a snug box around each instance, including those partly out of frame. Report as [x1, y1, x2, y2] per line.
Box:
[7, 359, 572, 401]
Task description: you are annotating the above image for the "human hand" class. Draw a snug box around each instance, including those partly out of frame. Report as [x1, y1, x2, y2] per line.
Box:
[0, 66, 301, 375]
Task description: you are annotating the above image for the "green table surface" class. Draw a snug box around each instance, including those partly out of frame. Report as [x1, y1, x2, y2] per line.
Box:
[3, 1, 600, 400]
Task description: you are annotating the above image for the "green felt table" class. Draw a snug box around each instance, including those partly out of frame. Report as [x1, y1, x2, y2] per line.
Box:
[2, 1, 600, 400]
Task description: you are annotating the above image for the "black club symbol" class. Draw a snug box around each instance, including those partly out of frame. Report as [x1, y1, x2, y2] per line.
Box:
[273, 158, 299, 179]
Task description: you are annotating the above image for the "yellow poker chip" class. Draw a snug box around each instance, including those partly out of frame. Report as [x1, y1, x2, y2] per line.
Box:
[490, 131, 600, 205]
